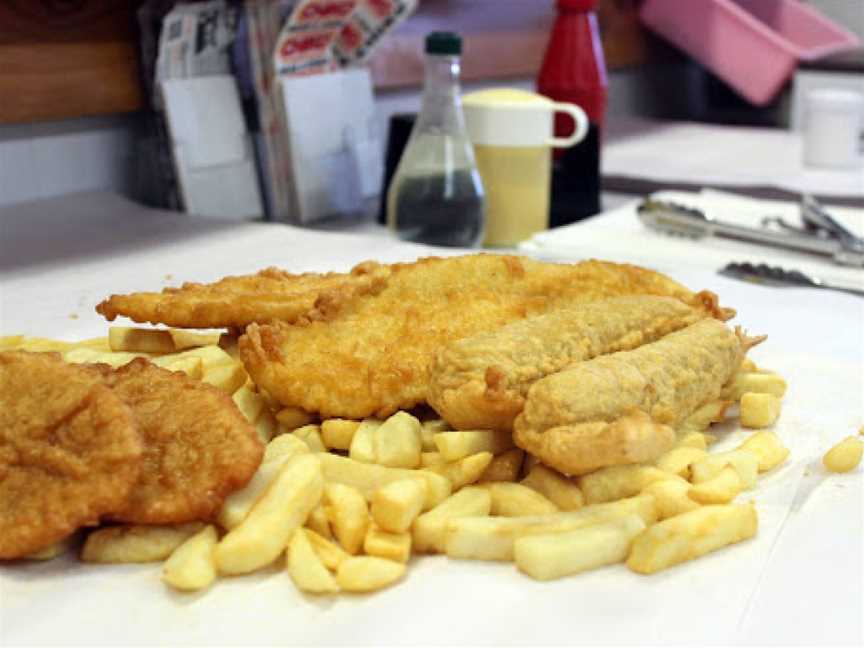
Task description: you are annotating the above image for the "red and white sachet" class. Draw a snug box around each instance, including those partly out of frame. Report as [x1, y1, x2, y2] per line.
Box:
[334, 0, 418, 65]
[274, 0, 357, 75]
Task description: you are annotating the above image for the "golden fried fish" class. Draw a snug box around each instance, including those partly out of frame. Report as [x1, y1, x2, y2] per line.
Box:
[241, 255, 730, 419]
[428, 295, 725, 431]
[514, 320, 764, 476]
[0, 352, 142, 559]
[96, 263, 390, 329]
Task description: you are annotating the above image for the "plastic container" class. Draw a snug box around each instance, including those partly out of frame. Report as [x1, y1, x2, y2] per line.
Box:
[462, 88, 587, 247]
[639, 0, 860, 105]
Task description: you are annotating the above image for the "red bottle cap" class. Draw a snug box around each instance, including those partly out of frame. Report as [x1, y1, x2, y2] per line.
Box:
[557, 0, 597, 10]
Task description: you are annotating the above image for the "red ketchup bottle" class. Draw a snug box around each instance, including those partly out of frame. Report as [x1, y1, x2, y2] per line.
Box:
[537, 0, 608, 227]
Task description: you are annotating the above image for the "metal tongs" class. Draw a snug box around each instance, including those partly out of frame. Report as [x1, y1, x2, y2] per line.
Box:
[637, 196, 864, 268]
[719, 262, 864, 297]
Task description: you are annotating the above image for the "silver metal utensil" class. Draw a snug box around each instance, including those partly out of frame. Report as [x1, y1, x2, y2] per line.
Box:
[637, 198, 864, 268]
[719, 261, 864, 297]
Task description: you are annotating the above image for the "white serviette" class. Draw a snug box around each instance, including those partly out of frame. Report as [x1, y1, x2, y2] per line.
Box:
[521, 189, 864, 290]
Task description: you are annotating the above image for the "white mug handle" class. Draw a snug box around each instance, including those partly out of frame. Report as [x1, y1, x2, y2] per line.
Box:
[547, 102, 589, 148]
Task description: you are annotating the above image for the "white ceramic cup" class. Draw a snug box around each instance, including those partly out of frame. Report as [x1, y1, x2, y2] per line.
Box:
[802, 89, 864, 169]
[462, 88, 588, 247]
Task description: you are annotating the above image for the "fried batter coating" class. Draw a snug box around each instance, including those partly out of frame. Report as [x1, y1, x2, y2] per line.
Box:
[0, 352, 141, 559]
[240, 255, 729, 419]
[428, 295, 715, 431]
[98, 359, 263, 524]
[514, 320, 764, 475]
[96, 263, 390, 328]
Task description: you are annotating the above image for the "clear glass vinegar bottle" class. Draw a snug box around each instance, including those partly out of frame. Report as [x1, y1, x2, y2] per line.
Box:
[387, 32, 485, 247]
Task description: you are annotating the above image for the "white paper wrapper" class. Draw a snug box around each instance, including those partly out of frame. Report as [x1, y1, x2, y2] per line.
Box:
[1, 193, 861, 646]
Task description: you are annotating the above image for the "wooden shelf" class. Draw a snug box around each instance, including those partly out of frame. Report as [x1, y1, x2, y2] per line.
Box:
[0, 0, 663, 124]
[370, 0, 665, 89]
[0, 1, 143, 124]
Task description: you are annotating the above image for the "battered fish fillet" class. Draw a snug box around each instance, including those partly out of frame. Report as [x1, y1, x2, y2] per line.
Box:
[514, 320, 764, 476]
[240, 255, 732, 419]
[0, 352, 141, 559]
[428, 295, 716, 431]
[96, 359, 263, 524]
[96, 263, 390, 328]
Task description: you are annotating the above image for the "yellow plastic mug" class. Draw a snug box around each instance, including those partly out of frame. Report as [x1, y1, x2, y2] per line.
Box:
[462, 88, 588, 247]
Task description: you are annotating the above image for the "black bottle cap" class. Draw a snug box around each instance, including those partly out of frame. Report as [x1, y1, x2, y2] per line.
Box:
[426, 31, 462, 56]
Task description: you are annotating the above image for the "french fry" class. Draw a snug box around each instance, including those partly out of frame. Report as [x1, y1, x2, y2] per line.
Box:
[148, 354, 203, 378]
[263, 433, 310, 463]
[680, 400, 729, 432]
[426, 452, 493, 490]
[321, 419, 361, 451]
[0, 334, 24, 350]
[412, 486, 492, 554]
[63, 347, 145, 368]
[286, 530, 339, 594]
[363, 525, 412, 563]
[823, 436, 863, 473]
[578, 465, 674, 504]
[482, 482, 558, 517]
[420, 452, 446, 468]
[232, 385, 266, 423]
[420, 419, 449, 451]
[371, 479, 425, 533]
[318, 453, 450, 510]
[168, 329, 221, 351]
[739, 357, 758, 372]
[676, 431, 709, 450]
[520, 464, 584, 511]
[737, 431, 790, 472]
[689, 450, 758, 489]
[218, 435, 310, 530]
[349, 419, 380, 463]
[4, 336, 110, 352]
[444, 494, 657, 562]
[374, 411, 422, 468]
[479, 448, 524, 483]
[655, 446, 708, 479]
[168, 344, 235, 368]
[24, 535, 77, 561]
[162, 525, 219, 592]
[303, 529, 350, 571]
[108, 327, 175, 354]
[432, 430, 514, 462]
[688, 466, 743, 504]
[253, 410, 277, 443]
[627, 503, 758, 574]
[293, 424, 327, 453]
[641, 477, 700, 519]
[214, 454, 323, 575]
[275, 406, 315, 431]
[201, 362, 247, 393]
[740, 392, 782, 429]
[324, 483, 369, 555]
[306, 504, 333, 539]
[521, 453, 541, 477]
[336, 556, 405, 593]
[81, 523, 203, 564]
[514, 515, 646, 580]
[723, 372, 787, 400]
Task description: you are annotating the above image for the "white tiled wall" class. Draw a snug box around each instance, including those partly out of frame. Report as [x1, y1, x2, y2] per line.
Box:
[0, 115, 138, 208]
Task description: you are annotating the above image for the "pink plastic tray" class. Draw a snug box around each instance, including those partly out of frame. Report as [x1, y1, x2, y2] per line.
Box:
[639, 0, 860, 105]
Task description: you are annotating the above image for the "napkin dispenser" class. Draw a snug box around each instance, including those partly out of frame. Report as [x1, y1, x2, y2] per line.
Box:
[161, 75, 263, 220]
[279, 68, 382, 223]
